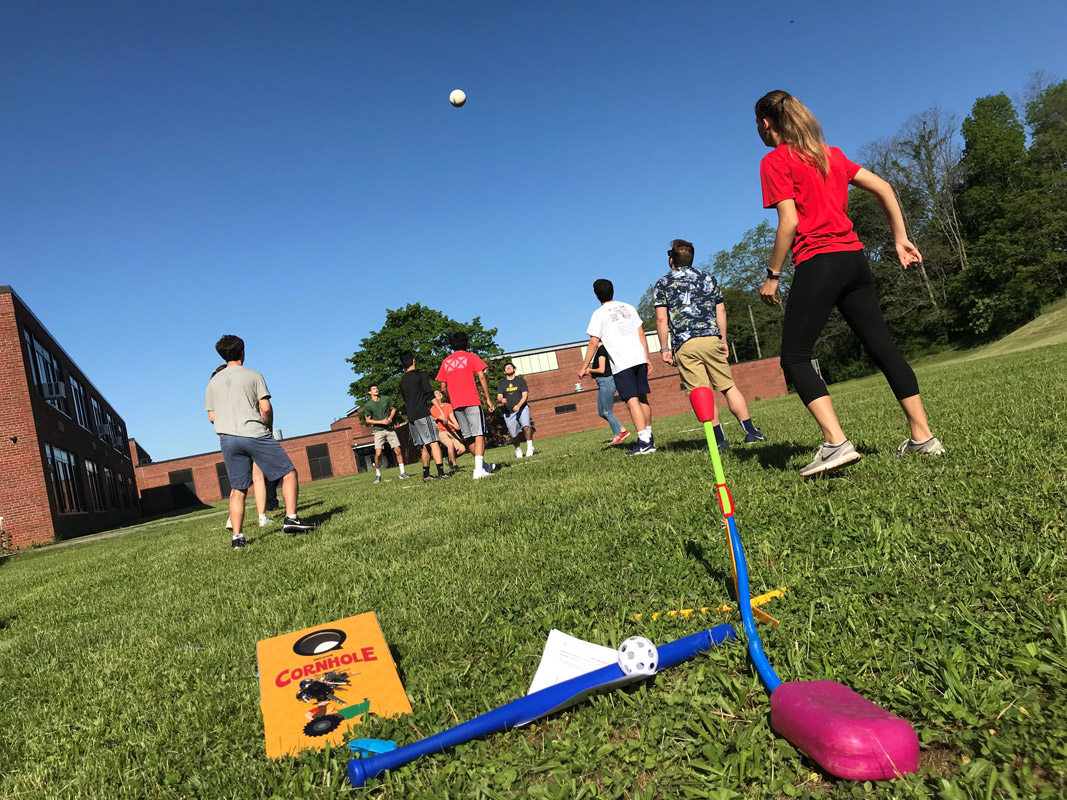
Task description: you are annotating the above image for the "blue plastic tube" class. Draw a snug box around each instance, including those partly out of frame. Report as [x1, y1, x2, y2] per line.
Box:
[347, 624, 736, 787]
[724, 515, 782, 693]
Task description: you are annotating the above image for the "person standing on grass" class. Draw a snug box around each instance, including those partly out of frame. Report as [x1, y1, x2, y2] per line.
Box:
[436, 331, 497, 479]
[587, 343, 629, 444]
[496, 361, 535, 459]
[654, 239, 766, 452]
[363, 385, 410, 484]
[578, 279, 655, 456]
[755, 90, 944, 477]
[399, 351, 451, 482]
[430, 389, 467, 471]
[205, 335, 315, 549]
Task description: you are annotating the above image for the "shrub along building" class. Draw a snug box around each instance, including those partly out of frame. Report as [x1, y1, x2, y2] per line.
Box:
[0, 286, 140, 550]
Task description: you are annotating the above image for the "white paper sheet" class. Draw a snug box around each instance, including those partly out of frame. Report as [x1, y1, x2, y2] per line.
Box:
[527, 629, 618, 695]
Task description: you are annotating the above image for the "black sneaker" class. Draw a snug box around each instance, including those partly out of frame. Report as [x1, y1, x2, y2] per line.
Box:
[231, 534, 246, 550]
[626, 439, 656, 456]
[744, 428, 767, 443]
[373, 475, 382, 484]
[265, 499, 280, 512]
[422, 474, 439, 482]
[437, 471, 451, 480]
[283, 516, 316, 534]
[718, 439, 730, 452]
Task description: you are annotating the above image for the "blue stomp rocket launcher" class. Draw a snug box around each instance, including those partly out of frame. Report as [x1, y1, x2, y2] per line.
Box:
[688, 387, 919, 781]
[346, 624, 736, 787]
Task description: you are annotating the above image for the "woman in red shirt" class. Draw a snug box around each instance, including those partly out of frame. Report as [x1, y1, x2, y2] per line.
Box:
[755, 90, 943, 477]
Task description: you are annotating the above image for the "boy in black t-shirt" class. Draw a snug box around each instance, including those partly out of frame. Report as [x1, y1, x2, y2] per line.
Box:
[399, 351, 451, 482]
[495, 361, 534, 458]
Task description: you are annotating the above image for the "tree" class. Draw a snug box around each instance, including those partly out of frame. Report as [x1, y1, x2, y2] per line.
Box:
[347, 304, 502, 417]
[709, 220, 791, 295]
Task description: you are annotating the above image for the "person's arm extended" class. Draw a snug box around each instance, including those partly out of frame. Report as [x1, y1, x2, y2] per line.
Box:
[655, 306, 674, 366]
[761, 199, 798, 306]
[851, 168, 922, 267]
[636, 325, 653, 373]
[477, 370, 495, 412]
[579, 336, 600, 378]
[716, 302, 730, 357]
[259, 397, 274, 430]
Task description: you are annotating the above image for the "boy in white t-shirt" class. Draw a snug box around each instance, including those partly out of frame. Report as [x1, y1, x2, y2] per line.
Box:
[578, 279, 655, 455]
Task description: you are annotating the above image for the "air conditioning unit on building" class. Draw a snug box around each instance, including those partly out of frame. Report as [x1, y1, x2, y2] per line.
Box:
[40, 382, 67, 400]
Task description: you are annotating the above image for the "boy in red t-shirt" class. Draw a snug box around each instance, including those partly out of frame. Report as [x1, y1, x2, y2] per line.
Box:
[435, 331, 497, 479]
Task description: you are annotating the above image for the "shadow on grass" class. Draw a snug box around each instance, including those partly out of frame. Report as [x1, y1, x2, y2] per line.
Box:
[684, 539, 735, 602]
[727, 441, 817, 471]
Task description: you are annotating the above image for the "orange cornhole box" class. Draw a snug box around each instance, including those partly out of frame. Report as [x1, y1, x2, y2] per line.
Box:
[256, 612, 412, 758]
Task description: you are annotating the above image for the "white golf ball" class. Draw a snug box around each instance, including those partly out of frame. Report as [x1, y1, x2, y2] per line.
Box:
[449, 89, 466, 108]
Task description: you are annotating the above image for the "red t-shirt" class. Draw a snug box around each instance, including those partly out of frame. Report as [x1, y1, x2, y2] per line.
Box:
[435, 351, 487, 408]
[760, 143, 864, 265]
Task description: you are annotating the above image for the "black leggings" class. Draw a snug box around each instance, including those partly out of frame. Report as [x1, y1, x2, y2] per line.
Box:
[780, 250, 919, 405]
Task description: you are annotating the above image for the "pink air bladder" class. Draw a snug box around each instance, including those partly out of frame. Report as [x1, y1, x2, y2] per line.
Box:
[769, 681, 920, 780]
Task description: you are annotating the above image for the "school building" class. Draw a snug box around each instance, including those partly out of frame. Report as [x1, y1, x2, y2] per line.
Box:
[0, 286, 140, 550]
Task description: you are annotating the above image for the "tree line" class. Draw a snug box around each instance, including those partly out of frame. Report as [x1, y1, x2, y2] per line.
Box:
[641, 76, 1067, 385]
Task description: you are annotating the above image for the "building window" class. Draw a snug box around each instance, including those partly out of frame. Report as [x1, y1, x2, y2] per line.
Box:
[554, 404, 578, 415]
[307, 443, 334, 481]
[85, 459, 105, 511]
[216, 462, 232, 496]
[70, 377, 90, 430]
[103, 467, 118, 508]
[91, 397, 106, 437]
[23, 329, 68, 414]
[45, 444, 85, 514]
[105, 412, 124, 452]
[510, 352, 559, 376]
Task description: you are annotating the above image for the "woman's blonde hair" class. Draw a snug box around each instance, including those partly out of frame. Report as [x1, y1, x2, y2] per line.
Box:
[755, 90, 829, 176]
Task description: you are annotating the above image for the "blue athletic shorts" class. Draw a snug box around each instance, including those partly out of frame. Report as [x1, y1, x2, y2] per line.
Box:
[503, 405, 532, 438]
[219, 434, 295, 491]
[613, 364, 650, 401]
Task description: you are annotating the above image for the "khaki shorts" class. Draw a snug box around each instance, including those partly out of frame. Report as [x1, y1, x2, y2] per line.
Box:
[373, 429, 401, 450]
[438, 428, 464, 449]
[675, 336, 735, 392]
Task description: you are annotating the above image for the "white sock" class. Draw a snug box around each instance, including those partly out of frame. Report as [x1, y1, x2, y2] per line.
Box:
[526, 442, 534, 453]
[398, 461, 405, 473]
[642, 427, 652, 438]
[638, 431, 651, 443]
[375, 468, 381, 476]
[475, 455, 484, 471]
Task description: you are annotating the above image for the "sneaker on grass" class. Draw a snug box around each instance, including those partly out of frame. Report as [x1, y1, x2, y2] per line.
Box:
[611, 429, 631, 445]
[231, 534, 246, 550]
[283, 516, 316, 534]
[718, 439, 730, 452]
[225, 516, 233, 530]
[265, 498, 280, 512]
[895, 436, 946, 458]
[514, 447, 523, 458]
[373, 475, 382, 485]
[626, 439, 656, 456]
[744, 429, 767, 443]
[799, 440, 862, 478]
[398, 472, 411, 480]
[258, 514, 270, 527]
[423, 475, 439, 482]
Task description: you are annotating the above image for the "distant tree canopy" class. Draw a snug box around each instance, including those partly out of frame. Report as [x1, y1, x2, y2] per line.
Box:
[642, 75, 1067, 385]
[347, 304, 502, 419]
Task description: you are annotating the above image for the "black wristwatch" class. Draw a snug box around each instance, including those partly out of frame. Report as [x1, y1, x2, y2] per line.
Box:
[766, 269, 782, 279]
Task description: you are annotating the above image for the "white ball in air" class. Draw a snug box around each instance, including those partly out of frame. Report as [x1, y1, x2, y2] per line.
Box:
[449, 89, 466, 108]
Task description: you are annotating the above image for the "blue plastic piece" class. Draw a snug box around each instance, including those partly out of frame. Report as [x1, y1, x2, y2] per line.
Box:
[725, 516, 782, 693]
[349, 738, 398, 757]
[346, 624, 736, 787]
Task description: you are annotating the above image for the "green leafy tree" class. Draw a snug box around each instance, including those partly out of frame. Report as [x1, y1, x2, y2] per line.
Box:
[1025, 78, 1067, 294]
[347, 304, 502, 418]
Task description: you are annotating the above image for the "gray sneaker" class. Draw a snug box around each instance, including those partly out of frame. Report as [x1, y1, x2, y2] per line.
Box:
[895, 436, 945, 459]
[799, 440, 862, 477]
[373, 475, 382, 484]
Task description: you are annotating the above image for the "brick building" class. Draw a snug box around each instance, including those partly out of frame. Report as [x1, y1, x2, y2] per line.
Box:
[0, 286, 140, 550]
[501, 332, 787, 440]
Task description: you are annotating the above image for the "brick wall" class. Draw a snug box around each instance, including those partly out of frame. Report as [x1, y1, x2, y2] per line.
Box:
[134, 429, 360, 507]
[0, 293, 53, 549]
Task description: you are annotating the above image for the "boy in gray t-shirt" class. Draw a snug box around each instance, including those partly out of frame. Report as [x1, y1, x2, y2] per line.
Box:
[205, 335, 315, 548]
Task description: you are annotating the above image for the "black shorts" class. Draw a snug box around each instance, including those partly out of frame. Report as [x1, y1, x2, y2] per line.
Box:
[613, 364, 650, 401]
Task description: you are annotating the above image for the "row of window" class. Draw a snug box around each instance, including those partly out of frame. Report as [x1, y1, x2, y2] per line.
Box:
[23, 328, 129, 457]
[44, 444, 137, 515]
[166, 444, 336, 499]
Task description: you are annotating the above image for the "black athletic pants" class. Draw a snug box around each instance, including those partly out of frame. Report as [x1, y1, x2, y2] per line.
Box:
[780, 250, 920, 405]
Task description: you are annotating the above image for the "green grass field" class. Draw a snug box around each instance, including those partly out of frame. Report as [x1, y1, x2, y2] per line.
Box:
[2, 329, 1065, 799]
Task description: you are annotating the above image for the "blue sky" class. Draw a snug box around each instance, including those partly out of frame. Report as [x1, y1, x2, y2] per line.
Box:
[3, 1, 1065, 460]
